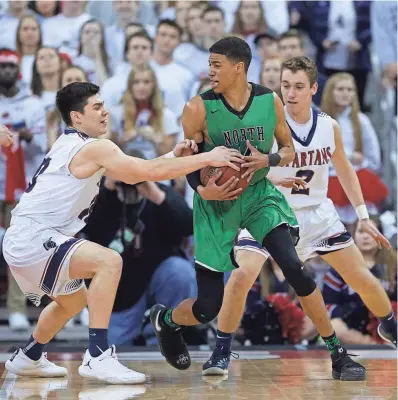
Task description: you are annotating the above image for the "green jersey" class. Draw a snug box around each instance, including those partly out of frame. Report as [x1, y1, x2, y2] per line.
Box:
[200, 84, 276, 184]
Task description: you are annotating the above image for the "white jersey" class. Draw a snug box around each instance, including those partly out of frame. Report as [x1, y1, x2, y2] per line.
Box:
[10, 128, 105, 236]
[269, 107, 335, 209]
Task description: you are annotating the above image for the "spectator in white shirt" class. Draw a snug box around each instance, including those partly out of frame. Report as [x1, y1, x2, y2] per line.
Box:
[150, 19, 193, 120]
[73, 19, 109, 86]
[230, 1, 268, 55]
[101, 31, 153, 108]
[31, 46, 61, 113]
[29, 0, 60, 23]
[260, 55, 282, 100]
[0, 0, 30, 50]
[321, 72, 382, 227]
[105, 0, 155, 73]
[16, 14, 42, 87]
[41, 0, 91, 58]
[174, 4, 208, 80]
[110, 64, 179, 154]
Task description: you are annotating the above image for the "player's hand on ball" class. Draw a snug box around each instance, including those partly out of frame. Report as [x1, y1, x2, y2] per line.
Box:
[273, 176, 307, 190]
[241, 141, 269, 179]
[198, 175, 242, 201]
[358, 219, 391, 249]
[173, 139, 198, 157]
[0, 125, 14, 147]
[207, 146, 244, 171]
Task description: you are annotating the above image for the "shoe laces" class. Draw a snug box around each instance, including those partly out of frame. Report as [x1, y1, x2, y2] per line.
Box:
[39, 353, 57, 368]
[96, 346, 132, 373]
[210, 346, 239, 362]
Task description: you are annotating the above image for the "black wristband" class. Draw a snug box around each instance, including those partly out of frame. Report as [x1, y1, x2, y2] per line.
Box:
[187, 170, 201, 192]
[268, 153, 281, 167]
[186, 141, 205, 193]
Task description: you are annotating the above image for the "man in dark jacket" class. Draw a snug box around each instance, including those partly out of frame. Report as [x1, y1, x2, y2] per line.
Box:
[82, 144, 196, 346]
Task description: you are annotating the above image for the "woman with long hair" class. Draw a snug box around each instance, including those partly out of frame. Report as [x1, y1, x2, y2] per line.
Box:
[28, 0, 60, 21]
[322, 218, 396, 344]
[73, 18, 109, 86]
[231, 1, 267, 54]
[321, 73, 384, 228]
[15, 14, 42, 86]
[111, 65, 179, 153]
[31, 46, 61, 113]
[260, 55, 283, 100]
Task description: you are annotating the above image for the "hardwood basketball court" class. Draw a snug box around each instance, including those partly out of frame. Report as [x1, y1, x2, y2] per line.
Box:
[0, 349, 396, 399]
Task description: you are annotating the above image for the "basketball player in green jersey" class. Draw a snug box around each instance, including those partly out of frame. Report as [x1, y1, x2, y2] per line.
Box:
[150, 37, 364, 379]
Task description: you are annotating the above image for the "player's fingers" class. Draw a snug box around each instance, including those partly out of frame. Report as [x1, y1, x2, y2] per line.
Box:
[207, 172, 222, 185]
[241, 167, 255, 179]
[227, 161, 240, 171]
[378, 233, 391, 249]
[190, 141, 198, 153]
[219, 176, 237, 190]
[246, 171, 254, 183]
[227, 148, 244, 158]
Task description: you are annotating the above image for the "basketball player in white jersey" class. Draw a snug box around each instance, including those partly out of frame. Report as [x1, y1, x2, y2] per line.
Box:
[0, 125, 13, 146]
[200, 57, 396, 379]
[1, 82, 243, 384]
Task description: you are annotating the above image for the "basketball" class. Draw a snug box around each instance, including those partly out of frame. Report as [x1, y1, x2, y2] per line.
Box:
[200, 162, 249, 193]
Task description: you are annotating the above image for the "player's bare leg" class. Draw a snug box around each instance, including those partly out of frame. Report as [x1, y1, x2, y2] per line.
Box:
[34, 288, 87, 344]
[68, 242, 146, 383]
[5, 288, 87, 378]
[322, 245, 397, 346]
[203, 250, 264, 375]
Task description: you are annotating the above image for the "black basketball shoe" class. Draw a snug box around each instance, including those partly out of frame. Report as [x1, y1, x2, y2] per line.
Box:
[150, 304, 191, 370]
[331, 346, 366, 381]
[202, 346, 238, 376]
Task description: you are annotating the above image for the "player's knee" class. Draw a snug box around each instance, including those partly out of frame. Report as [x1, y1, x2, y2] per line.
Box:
[102, 249, 123, 275]
[280, 257, 316, 297]
[192, 296, 222, 324]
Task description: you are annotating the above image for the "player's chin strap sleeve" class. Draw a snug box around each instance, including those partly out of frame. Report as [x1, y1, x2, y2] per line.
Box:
[186, 141, 205, 193]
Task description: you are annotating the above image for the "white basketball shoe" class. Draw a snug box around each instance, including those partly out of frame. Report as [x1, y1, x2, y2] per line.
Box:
[78, 345, 146, 384]
[5, 349, 68, 377]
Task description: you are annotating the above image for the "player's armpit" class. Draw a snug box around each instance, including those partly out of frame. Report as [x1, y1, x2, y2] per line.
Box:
[182, 96, 206, 144]
[272, 93, 295, 165]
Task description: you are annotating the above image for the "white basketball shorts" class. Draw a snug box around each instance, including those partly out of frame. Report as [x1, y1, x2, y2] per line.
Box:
[235, 199, 353, 262]
[2, 216, 86, 306]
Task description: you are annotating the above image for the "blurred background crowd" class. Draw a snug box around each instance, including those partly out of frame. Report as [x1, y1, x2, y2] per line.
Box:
[0, 0, 396, 349]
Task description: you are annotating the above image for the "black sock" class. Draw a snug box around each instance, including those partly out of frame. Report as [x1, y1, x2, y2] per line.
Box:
[215, 330, 232, 350]
[322, 332, 341, 356]
[88, 328, 109, 357]
[380, 311, 397, 334]
[22, 335, 45, 361]
[162, 309, 180, 329]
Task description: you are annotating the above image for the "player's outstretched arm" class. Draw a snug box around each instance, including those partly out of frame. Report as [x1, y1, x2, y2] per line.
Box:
[76, 139, 243, 185]
[331, 120, 390, 249]
[0, 125, 14, 147]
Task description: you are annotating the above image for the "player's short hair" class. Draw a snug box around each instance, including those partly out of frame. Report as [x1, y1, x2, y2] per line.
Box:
[202, 5, 225, 20]
[56, 82, 100, 126]
[157, 18, 183, 37]
[209, 36, 251, 72]
[281, 56, 318, 86]
[279, 29, 305, 49]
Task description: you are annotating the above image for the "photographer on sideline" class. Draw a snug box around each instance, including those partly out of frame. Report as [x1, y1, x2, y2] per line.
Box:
[81, 138, 196, 345]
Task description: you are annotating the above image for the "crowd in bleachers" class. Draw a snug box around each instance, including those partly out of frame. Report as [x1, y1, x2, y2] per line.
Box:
[0, 0, 396, 347]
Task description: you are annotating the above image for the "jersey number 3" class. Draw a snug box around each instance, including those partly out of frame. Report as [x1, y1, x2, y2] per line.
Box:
[291, 170, 314, 195]
[26, 157, 51, 193]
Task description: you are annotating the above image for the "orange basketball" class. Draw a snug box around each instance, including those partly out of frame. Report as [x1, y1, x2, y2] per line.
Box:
[200, 162, 249, 193]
